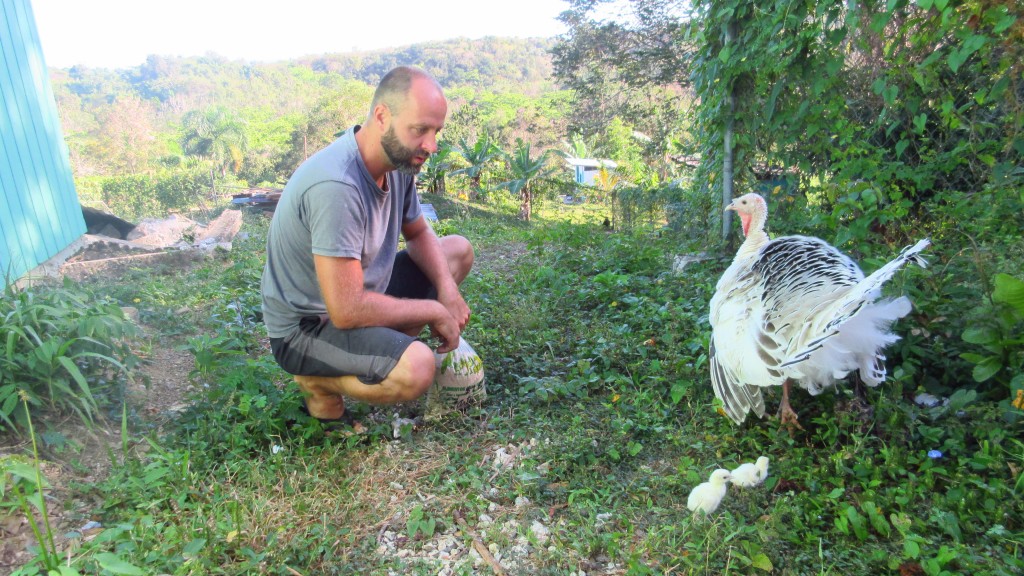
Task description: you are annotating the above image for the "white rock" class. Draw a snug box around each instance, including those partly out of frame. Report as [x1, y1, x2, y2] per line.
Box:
[530, 520, 550, 544]
[493, 447, 516, 470]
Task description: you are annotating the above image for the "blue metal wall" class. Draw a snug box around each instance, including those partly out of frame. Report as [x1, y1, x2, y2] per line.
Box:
[1, 0, 85, 282]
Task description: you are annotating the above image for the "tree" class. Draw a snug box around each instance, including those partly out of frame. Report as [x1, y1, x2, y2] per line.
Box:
[551, 1, 691, 138]
[96, 95, 161, 175]
[560, 132, 602, 161]
[180, 106, 247, 177]
[495, 139, 559, 221]
[275, 84, 371, 176]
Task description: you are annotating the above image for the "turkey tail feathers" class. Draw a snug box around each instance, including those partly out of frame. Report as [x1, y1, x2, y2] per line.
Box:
[784, 239, 928, 370]
[710, 339, 766, 424]
[824, 239, 929, 333]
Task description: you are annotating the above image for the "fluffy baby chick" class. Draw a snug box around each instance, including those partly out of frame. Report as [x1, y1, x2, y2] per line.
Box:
[730, 456, 770, 488]
[687, 469, 732, 514]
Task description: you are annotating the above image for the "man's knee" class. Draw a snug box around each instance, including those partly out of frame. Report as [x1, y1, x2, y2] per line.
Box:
[441, 235, 474, 282]
[391, 341, 435, 401]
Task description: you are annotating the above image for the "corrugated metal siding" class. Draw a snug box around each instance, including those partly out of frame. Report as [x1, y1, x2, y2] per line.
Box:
[1, 0, 85, 282]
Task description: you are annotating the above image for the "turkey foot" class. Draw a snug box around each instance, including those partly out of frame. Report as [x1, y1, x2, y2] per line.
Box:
[778, 380, 805, 433]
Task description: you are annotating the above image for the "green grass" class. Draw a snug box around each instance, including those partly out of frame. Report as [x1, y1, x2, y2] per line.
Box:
[2, 192, 1023, 575]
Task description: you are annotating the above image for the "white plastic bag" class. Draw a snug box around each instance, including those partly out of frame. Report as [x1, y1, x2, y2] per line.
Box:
[425, 337, 485, 419]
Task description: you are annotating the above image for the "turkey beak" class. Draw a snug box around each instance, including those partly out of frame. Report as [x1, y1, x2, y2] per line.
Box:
[724, 202, 736, 213]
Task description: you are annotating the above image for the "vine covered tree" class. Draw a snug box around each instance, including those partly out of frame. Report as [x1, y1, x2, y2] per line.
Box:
[553, 0, 1024, 243]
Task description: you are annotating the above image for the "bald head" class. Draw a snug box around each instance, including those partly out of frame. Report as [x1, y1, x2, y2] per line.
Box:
[369, 66, 444, 120]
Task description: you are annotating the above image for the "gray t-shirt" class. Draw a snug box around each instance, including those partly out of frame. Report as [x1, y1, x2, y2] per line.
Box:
[261, 126, 423, 338]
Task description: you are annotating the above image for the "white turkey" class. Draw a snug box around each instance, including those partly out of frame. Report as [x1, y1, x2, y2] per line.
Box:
[687, 469, 732, 515]
[709, 192, 929, 428]
[731, 456, 770, 488]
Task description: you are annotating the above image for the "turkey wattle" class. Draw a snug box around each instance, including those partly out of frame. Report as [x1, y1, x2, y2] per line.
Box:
[709, 193, 929, 428]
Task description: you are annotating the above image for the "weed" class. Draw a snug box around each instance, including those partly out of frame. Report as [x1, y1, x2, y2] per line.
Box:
[0, 280, 140, 434]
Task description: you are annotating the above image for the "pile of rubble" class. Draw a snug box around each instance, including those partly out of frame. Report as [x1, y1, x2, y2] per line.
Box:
[24, 208, 245, 284]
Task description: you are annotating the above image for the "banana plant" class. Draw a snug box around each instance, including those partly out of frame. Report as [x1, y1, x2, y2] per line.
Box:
[451, 133, 501, 200]
[419, 141, 455, 196]
[495, 139, 558, 221]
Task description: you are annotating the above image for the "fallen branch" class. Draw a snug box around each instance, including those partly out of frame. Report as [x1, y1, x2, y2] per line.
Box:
[454, 509, 506, 576]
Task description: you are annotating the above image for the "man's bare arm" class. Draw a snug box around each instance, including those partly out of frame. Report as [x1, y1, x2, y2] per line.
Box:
[402, 217, 471, 330]
[314, 254, 459, 351]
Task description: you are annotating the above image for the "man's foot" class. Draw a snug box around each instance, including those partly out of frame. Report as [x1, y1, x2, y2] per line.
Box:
[294, 375, 345, 420]
[298, 402, 356, 427]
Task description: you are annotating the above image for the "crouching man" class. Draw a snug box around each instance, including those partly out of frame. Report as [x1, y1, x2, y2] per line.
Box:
[261, 65, 473, 422]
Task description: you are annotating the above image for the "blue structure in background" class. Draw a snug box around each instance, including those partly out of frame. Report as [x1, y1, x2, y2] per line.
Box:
[1, 0, 85, 283]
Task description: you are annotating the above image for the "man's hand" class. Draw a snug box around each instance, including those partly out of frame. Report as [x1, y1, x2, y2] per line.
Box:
[430, 303, 461, 354]
[438, 288, 470, 331]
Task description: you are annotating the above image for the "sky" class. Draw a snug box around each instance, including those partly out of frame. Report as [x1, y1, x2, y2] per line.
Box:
[31, 0, 570, 70]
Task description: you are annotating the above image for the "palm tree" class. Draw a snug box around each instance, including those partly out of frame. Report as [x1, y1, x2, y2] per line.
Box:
[451, 134, 500, 200]
[495, 139, 558, 221]
[180, 106, 247, 177]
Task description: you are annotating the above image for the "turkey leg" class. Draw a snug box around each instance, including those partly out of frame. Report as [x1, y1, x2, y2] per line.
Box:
[779, 379, 805, 431]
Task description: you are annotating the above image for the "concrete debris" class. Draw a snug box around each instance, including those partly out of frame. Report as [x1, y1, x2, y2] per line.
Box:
[18, 209, 246, 286]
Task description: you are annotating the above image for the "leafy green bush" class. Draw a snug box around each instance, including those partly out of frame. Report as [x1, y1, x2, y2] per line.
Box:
[961, 273, 1024, 415]
[0, 280, 141, 434]
[75, 168, 212, 221]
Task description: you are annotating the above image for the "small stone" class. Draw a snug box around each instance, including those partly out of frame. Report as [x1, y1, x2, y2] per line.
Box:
[530, 520, 550, 544]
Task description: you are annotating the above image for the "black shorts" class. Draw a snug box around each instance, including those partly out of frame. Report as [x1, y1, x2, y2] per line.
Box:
[269, 251, 436, 383]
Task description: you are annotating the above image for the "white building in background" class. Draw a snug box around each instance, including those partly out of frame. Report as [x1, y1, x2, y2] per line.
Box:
[565, 158, 618, 187]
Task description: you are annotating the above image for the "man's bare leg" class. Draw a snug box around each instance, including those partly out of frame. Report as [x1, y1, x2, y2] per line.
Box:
[297, 236, 473, 420]
[439, 235, 474, 283]
[294, 340, 436, 420]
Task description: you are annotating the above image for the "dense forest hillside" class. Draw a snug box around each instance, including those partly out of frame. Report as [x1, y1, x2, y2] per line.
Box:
[49, 37, 563, 182]
[299, 37, 558, 94]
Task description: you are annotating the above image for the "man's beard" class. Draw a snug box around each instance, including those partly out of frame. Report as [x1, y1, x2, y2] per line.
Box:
[382, 126, 428, 175]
